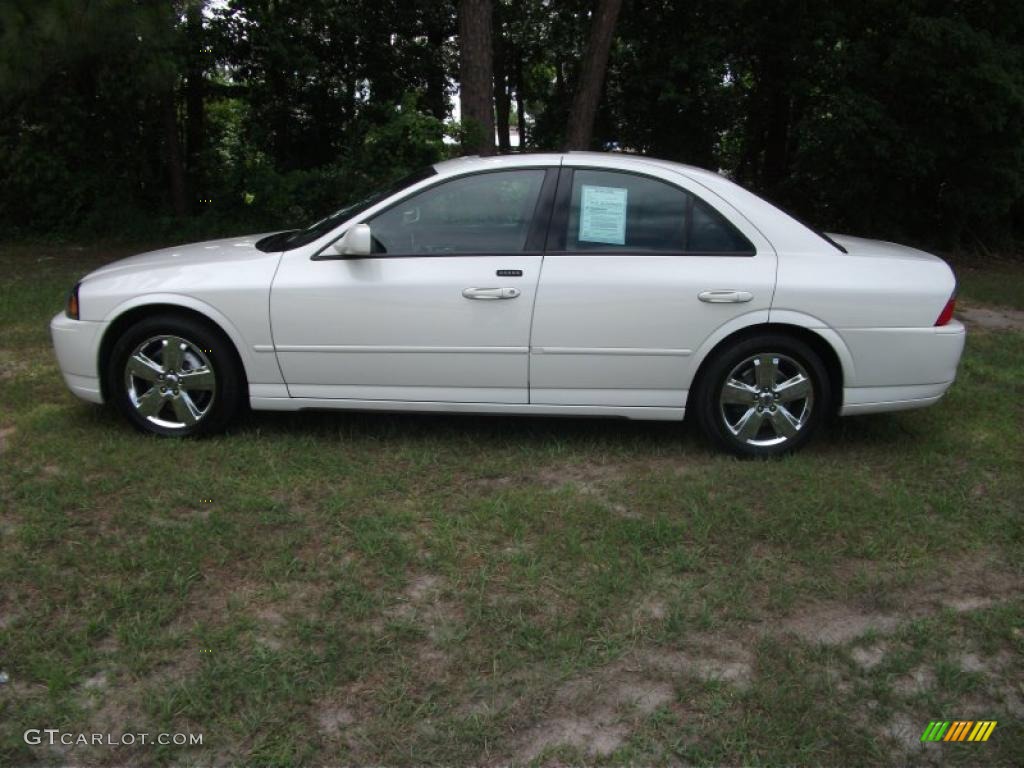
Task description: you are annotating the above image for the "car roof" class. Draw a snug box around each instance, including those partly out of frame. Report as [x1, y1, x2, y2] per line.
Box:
[434, 150, 718, 180]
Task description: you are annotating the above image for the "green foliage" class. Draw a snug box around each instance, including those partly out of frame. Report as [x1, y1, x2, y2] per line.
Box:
[357, 94, 447, 182]
[0, 0, 1022, 250]
[786, 2, 1024, 247]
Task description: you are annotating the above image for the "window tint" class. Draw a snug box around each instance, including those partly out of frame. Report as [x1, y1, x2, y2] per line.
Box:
[563, 170, 754, 254]
[258, 166, 437, 252]
[688, 197, 755, 252]
[368, 170, 546, 255]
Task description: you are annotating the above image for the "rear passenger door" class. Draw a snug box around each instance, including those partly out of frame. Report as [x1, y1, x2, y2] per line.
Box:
[529, 163, 776, 408]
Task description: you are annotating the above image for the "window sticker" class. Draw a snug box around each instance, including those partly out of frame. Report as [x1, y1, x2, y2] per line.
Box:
[578, 184, 627, 245]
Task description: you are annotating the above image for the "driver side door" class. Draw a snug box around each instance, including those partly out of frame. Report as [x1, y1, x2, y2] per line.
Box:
[269, 167, 556, 403]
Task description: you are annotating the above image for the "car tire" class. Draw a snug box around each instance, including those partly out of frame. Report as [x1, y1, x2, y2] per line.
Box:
[106, 313, 244, 437]
[692, 333, 831, 457]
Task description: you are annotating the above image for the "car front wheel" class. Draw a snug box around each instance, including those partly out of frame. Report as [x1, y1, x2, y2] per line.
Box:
[106, 314, 243, 437]
[693, 334, 831, 457]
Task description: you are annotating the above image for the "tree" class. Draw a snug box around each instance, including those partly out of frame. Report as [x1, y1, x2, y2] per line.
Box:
[564, 0, 623, 150]
[493, 2, 511, 152]
[459, 0, 495, 155]
[184, 1, 207, 212]
[0, 0, 1021, 249]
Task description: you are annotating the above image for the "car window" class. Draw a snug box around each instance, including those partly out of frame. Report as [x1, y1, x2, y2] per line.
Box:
[563, 169, 754, 254]
[257, 166, 438, 252]
[367, 170, 546, 255]
[688, 196, 756, 253]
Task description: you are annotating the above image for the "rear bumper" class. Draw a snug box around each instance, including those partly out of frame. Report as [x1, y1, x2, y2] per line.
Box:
[50, 312, 106, 404]
[840, 381, 952, 415]
[839, 320, 965, 415]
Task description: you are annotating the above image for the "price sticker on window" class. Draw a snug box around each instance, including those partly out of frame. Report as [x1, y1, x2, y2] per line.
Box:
[579, 185, 628, 245]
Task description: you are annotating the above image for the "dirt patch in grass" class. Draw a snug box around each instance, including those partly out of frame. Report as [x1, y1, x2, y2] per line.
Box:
[253, 606, 286, 650]
[472, 457, 709, 520]
[377, 573, 461, 679]
[634, 596, 668, 621]
[892, 665, 937, 696]
[317, 703, 356, 737]
[0, 350, 31, 381]
[779, 606, 902, 645]
[0, 425, 16, 453]
[404, 573, 443, 602]
[473, 462, 632, 506]
[513, 670, 674, 761]
[958, 305, 1024, 331]
[536, 462, 627, 492]
[636, 637, 755, 688]
[775, 555, 1022, 647]
[511, 635, 750, 761]
[884, 713, 940, 759]
[517, 716, 630, 761]
[850, 643, 887, 670]
[536, 462, 640, 517]
[383, 573, 455, 626]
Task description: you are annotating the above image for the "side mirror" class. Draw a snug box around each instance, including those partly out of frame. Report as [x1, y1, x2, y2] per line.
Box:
[331, 223, 373, 257]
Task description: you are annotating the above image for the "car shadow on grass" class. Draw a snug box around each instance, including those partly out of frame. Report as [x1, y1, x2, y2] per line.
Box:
[226, 405, 918, 455]
[58, 397, 927, 457]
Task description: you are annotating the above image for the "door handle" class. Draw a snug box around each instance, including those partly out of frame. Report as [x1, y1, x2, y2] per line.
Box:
[462, 287, 520, 300]
[698, 290, 753, 303]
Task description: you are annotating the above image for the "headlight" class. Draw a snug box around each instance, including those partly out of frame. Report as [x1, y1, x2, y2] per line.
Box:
[65, 281, 81, 320]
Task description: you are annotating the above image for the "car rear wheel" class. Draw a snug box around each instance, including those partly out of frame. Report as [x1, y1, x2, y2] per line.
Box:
[106, 314, 243, 437]
[693, 334, 830, 457]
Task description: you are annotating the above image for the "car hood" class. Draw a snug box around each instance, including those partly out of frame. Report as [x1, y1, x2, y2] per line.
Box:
[83, 233, 279, 281]
[826, 233, 946, 264]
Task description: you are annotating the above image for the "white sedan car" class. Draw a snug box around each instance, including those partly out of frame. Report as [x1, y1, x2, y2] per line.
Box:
[51, 152, 965, 456]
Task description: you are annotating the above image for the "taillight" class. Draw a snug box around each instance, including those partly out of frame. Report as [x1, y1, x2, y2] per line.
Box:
[935, 295, 956, 326]
[66, 282, 80, 320]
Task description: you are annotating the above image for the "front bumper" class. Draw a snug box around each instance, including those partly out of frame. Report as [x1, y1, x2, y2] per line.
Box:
[50, 312, 106, 404]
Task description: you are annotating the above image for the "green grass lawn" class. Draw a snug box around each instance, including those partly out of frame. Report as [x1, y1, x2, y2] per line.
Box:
[1, 242, 1022, 767]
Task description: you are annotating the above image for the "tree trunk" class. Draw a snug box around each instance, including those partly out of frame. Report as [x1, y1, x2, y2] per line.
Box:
[514, 54, 526, 149]
[424, 24, 449, 120]
[184, 1, 205, 211]
[564, 0, 623, 150]
[492, 3, 511, 152]
[458, 0, 495, 156]
[761, 83, 792, 193]
[161, 88, 188, 218]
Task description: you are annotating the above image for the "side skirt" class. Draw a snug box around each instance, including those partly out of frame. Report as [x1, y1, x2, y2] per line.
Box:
[249, 397, 684, 422]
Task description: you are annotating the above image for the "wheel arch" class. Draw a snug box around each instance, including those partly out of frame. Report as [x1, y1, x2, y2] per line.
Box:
[98, 298, 251, 402]
[688, 316, 850, 414]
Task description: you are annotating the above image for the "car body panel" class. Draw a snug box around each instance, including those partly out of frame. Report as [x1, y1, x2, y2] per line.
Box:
[69, 234, 286, 396]
[529, 258, 773, 407]
[269, 254, 543, 402]
[50, 313, 106, 403]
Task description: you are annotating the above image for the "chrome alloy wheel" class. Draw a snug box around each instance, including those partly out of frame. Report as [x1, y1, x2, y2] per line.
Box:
[718, 353, 814, 447]
[123, 335, 216, 429]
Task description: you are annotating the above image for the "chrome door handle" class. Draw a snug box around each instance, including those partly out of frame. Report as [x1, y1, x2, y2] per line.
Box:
[462, 287, 520, 300]
[698, 290, 753, 303]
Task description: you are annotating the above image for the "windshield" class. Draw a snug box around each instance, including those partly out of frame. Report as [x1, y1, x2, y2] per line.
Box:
[255, 166, 438, 252]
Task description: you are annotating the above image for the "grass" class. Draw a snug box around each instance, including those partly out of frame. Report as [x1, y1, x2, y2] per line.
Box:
[953, 255, 1024, 310]
[1, 241, 1022, 767]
